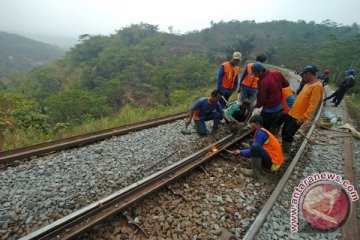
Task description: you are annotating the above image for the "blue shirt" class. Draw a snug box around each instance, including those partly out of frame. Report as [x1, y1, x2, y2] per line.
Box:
[240, 128, 269, 156]
[262, 103, 283, 113]
[190, 97, 224, 121]
[286, 95, 296, 110]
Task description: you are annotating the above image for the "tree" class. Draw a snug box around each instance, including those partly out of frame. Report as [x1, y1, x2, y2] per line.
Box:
[45, 90, 111, 123]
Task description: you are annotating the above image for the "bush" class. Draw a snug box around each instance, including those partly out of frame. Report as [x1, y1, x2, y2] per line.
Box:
[45, 90, 111, 123]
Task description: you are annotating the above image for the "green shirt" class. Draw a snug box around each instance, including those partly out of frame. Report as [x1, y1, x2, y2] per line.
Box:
[225, 103, 240, 121]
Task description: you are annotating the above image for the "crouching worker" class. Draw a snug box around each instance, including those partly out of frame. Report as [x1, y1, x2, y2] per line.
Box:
[225, 100, 252, 133]
[233, 115, 284, 181]
[185, 89, 233, 135]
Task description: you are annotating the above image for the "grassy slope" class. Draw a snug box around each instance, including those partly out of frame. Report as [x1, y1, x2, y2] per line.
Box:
[2, 88, 211, 150]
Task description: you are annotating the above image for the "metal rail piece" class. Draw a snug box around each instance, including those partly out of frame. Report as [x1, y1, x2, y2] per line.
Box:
[20, 130, 251, 240]
[0, 112, 187, 165]
[341, 104, 358, 240]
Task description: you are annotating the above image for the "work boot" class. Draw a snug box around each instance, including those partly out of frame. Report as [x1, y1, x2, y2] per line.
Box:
[282, 141, 292, 160]
[240, 157, 268, 183]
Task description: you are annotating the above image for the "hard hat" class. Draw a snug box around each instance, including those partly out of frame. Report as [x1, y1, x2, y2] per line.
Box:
[345, 69, 355, 75]
[324, 69, 331, 75]
[251, 62, 266, 73]
[232, 51, 242, 60]
[302, 65, 318, 74]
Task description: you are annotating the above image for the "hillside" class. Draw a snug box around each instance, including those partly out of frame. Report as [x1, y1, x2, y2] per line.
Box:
[0, 20, 359, 150]
[0, 31, 66, 76]
[0, 20, 359, 137]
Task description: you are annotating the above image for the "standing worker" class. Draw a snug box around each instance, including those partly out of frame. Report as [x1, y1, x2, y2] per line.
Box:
[185, 89, 233, 136]
[282, 65, 324, 158]
[318, 69, 331, 86]
[233, 115, 284, 181]
[324, 69, 355, 107]
[238, 54, 267, 105]
[251, 62, 290, 131]
[217, 52, 242, 108]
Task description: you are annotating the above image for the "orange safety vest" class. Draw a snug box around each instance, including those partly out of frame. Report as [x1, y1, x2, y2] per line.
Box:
[282, 87, 294, 113]
[241, 63, 259, 89]
[221, 62, 240, 89]
[255, 128, 284, 165]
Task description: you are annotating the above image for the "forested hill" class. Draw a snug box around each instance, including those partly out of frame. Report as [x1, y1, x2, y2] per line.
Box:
[0, 20, 359, 130]
[186, 20, 360, 71]
[0, 31, 65, 76]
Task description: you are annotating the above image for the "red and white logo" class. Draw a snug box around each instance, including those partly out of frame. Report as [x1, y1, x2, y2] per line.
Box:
[301, 182, 350, 231]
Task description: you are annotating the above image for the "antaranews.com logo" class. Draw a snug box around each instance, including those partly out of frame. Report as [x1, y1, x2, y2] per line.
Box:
[290, 172, 359, 233]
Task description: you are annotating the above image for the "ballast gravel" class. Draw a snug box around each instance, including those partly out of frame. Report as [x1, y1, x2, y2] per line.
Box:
[0, 119, 228, 239]
[256, 87, 354, 240]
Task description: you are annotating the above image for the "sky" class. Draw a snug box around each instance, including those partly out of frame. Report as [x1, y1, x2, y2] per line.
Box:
[0, 0, 359, 38]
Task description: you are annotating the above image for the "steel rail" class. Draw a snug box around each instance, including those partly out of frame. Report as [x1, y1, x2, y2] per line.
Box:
[20, 130, 251, 240]
[243, 100, 324, 239]
[341, 104, 358, 240]
[0, 112, 187, 165]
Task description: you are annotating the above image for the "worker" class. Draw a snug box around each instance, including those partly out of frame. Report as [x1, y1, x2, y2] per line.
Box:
[251, 62, 290, 131]
[324, 69, 355, 107]
[225, 99, 251, 123]
[185, 89, 233, 135]
[318, 69, 331, 86]
[271, 87, 296, 135]
[233, 115, 284, 181]
[238, 54, 267, 106]
[282, 65, 324, 158]
[217, 51, 242, 108]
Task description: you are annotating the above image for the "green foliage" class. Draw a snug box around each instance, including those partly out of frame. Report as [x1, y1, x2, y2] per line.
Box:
[2, 20, 360, 150]
[44, 90, 111, 123]
[0, 92, 48, 131]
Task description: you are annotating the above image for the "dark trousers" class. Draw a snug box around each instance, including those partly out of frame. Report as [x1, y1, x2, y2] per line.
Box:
[281, 115, 302, 142]
[325, 89, 347, 106]
[194, 112, 223, 135]
[250, 143, 272, 170]
[271, 111, 288, 134]
[260, 110, 282, 132]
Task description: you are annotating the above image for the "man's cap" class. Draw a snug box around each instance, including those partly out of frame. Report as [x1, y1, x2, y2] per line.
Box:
[302, 65, 318, 74]
[324, 69, 331, 75]
[232, 51, 242, 60]
[255, 54, 267, 63]
[345, 69, 355, 75]
[251, 62, 266, 73]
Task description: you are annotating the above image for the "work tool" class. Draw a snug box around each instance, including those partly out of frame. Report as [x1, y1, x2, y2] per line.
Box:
[180, 122, 192, 135]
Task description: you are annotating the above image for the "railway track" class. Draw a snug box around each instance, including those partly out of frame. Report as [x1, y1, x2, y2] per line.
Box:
[18, 97, 329, 239]
[0, 112, 187, 167]
[1, 111, 237, 239]
[3, 68, 357, 239]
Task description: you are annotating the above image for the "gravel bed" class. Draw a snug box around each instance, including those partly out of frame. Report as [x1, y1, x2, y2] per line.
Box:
[79, 154, 279, 239]
[256, 87, 350, 240]
[0, 119, 229, 239]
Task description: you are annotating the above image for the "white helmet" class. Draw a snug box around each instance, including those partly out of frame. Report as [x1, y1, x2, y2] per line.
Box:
[232, 51, 242, 60]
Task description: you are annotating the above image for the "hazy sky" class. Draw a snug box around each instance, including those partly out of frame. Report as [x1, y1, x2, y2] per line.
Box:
[0, 0, 359, 38]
